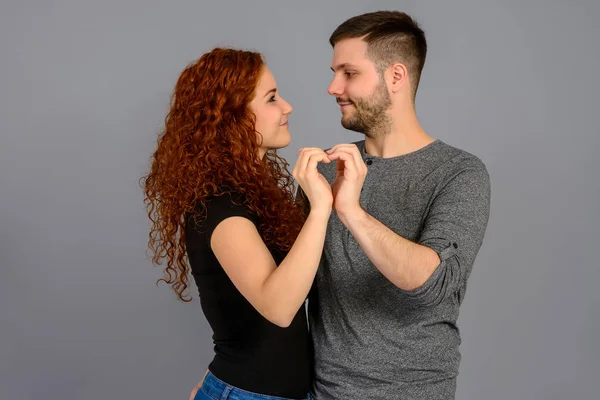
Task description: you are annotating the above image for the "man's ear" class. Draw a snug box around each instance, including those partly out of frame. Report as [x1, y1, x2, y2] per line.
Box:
[389, 62, 408, 93]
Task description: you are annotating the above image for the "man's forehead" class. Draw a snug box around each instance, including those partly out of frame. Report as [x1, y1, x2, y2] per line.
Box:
[331, 38, 369, 68]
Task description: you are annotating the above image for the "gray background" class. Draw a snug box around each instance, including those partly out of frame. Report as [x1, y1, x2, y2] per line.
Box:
[1, 0, 598, 399]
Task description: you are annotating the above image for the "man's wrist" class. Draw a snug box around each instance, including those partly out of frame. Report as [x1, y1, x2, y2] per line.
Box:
[336, 204, 368, 228]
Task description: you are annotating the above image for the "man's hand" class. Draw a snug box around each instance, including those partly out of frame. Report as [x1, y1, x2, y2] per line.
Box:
[326, 144, 367, 219]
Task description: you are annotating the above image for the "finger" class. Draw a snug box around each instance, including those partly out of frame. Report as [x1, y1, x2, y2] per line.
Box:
[325, 143, 350, 154]
[295, 148, 318, 175]
[305, 152, 330, 177]
[327, 151, 358, 178]
[302, 150, 329, 175]
[300, 147, 326, 154]
[189, 382, 202, 400]
[327, 144, 365, 173]
[345, 145, 366, 174]
[297, 149, 327, 177]
[327, 143, 362, 159]
[328, 147, 365, 174]
[294, 147, 329, 177]
[326, 143, 358, 154]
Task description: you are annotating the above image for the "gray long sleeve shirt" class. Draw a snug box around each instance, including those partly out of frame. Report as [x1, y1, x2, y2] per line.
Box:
[307, 139, 491, 400]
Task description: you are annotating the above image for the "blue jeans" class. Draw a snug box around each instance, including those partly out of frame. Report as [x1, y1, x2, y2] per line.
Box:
[193, 371, 311, 400]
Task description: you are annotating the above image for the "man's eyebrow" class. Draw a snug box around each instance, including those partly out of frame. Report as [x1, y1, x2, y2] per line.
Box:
[331, 63, 358, 72]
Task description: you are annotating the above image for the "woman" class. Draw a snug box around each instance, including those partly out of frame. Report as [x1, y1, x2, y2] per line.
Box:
[142, 48, 331, 400]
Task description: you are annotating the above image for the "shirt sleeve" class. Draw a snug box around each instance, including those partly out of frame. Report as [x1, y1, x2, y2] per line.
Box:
[202, 191, 257, 245]
[401, 158, 491, 308]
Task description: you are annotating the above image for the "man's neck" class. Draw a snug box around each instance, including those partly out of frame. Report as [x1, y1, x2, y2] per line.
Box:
[364, 108, 435, 158]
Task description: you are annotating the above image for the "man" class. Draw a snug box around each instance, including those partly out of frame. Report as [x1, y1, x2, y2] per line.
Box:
[303, 11, 491, 399]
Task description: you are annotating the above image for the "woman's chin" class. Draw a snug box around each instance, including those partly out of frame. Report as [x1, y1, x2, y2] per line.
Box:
[276, 132, 292, 149]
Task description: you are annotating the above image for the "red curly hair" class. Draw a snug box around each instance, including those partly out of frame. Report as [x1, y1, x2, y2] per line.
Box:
[142, 48, 306, 302]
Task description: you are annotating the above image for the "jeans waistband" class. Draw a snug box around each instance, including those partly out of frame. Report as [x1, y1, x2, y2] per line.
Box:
[200, 371, 310, 400]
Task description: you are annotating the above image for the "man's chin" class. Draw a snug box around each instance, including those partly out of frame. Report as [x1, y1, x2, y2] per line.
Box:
[341, 119, 366, 134]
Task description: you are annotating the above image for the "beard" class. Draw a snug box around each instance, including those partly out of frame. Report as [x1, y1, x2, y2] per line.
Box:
[338, 80, 392, 138]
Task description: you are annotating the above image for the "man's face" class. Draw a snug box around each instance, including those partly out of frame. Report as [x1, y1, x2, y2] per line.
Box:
[328, 38, 391, 136]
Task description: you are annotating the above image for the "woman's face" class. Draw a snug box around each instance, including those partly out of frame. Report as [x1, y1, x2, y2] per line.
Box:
[248, 66, 293, 158]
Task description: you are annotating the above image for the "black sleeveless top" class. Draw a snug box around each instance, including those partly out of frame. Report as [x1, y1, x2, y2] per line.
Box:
[185, 192, 310, 399]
